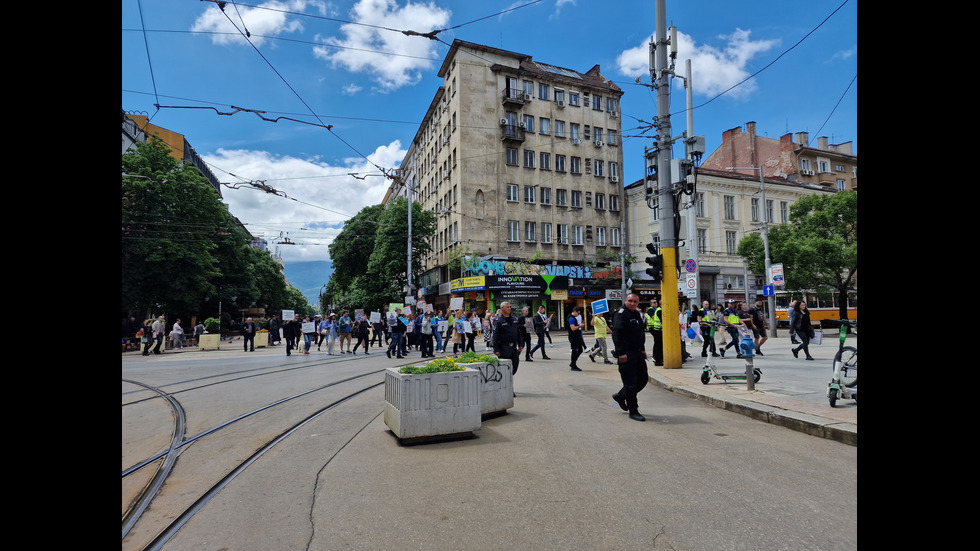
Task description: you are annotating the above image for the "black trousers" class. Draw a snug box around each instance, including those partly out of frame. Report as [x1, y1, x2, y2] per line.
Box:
[650, 329, 663, 364]
[243, 333, 255, 351]
[617, 353, 649, 413]
[569, 332, 585, 367]
[498, 343, 521, 376]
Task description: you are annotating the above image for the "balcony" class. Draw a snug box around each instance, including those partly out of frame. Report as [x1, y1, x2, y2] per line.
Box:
[502, 87, 527, 106]
[501, 124, 526, 143]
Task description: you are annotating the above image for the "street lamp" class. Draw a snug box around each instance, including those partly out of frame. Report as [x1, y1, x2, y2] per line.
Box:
[726, 166, 777, 337]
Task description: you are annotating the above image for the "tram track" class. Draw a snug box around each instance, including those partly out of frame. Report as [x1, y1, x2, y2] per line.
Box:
[121, 353, 411, 551]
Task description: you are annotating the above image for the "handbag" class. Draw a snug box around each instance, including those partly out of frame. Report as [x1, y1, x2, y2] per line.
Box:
[686, 326, 697, 339]
[320, 329, 328, 335]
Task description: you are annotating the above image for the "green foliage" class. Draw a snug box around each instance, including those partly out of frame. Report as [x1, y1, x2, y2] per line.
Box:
[455, 351, 499, 364]
[399, 357, 465, 374]
[737, 190, 857, 315]
[204, 317, 221, 332]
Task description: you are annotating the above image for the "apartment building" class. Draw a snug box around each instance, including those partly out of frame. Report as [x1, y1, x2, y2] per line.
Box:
[390, 40, 626, 315]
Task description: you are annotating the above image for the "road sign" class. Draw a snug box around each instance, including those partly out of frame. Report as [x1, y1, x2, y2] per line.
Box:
[685, 259, 697, 273]
[763, 285, 774, 296]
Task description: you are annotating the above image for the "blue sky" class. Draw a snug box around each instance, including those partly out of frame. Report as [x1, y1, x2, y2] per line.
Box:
[122, 0, 857, 266]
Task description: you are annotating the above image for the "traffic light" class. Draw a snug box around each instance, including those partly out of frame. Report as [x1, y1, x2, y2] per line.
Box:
[645, 243, 663, 282]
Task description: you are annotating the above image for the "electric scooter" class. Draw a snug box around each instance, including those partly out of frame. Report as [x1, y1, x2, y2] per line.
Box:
[827, 320, 857, 407]
[700, 326, 762, 385]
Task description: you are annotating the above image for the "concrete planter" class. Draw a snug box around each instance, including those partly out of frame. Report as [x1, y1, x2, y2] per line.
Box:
[198, 333, 221, 350]
[458, 360, 513, 418]
[255, 332, 269, 348]
[383, 367, 481, 443]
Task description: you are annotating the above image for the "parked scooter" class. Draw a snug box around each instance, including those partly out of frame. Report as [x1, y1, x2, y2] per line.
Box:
[827, 320, 857, 407]
[701, 328, 761, 385]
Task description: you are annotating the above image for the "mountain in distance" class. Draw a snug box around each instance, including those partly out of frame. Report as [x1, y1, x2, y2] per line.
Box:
[283, 260, 333, 306]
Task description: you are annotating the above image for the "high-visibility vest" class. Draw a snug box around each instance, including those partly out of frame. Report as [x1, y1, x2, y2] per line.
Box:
[726, 311, 739, 325]
[646, 308, 662, 330]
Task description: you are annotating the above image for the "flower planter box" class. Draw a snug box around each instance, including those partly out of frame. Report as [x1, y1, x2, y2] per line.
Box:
[458, 360, 514, 418]
[198, 333, 221, 351]
[383, 367, 482, 444]
[254, 332, 269, 348]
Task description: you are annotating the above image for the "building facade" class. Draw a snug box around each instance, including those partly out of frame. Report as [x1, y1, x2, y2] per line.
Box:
[626, 122, 849, 308]
[389, 40, 626, 322]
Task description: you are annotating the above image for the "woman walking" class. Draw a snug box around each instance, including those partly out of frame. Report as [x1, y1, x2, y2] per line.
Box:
[465, 312, 477, 353]
[791, 301, 816, 360]
[324, 314, 339, 355]
[352, 318, 371, 354]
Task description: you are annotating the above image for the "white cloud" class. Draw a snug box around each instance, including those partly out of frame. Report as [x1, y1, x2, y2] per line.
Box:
[191, 0, 316, 46]
[203, 140, 406, 262]
[616, 28, 779, 100]
[342, 83, 364, 95]
[312, 0, 450, 92]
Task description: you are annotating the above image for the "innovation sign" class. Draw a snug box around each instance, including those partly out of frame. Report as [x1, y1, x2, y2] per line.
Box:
[450, 275, 570, 299]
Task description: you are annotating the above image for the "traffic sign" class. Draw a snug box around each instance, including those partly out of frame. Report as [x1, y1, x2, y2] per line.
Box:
[685, 259, 697, 273]
[763, 285, 774, 296]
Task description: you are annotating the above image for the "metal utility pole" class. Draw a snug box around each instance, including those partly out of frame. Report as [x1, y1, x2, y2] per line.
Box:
[652, 0, 680, 368]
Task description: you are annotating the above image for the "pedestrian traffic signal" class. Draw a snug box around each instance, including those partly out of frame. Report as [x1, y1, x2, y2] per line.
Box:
[645, 243, 663, 282]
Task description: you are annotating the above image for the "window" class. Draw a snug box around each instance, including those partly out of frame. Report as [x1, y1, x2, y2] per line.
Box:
[556, 189, 567, 206]
[726, 231, 737, 255]
[593, 95, 602, 110]
[595, 160, 604, 177]
[540, 152, 551, 170]
[818, 160, 829, 173]
[835, 164, 845, 172]
[766, 199, 773, 223]
[542, 222, 552, 243]
[556, 155, 566, 172]
[508, 220, 520, 242]
[506, 184, 519, 202]
[524, 150, 535, 168]
[609, 194, 619, 211]
[554, 88, 565, 103]
[522, 114, 534, 133]
[539, 118, 550, 135]
[539, 83, 550, 100]
[569, 92, 579, 106]
[780, 201, 788, 223]
[452, 221, 458, 243]
[570, 123, 580, 141]
[571, 225, 583, 245]
[557, 224, 569, 244]
[525, 221, 536, 242]
[523, 80, 534, 98]
[596, 193, 605, 210]
[800, 159, 811, 172]
[695, 192, 705, 217]
[596, 226, 606, 245]
[555, 120, 565, 138]
[650, 196, 660, 221]
[697, 229, 707, 254]
[570, 157, 581, 174]
[610, 226, 621, 246]
[606, 97, 617, 112]
[724, 195, 735, 220]
[606, 129, 618, 146]
[540, 187, 551, 205]
[594, 128, 603, 142]
[506, 148, 518, 166]
[609, 162, 619, 180]
[837, 179, 846, 191]
[751, 198, 760, 222]
[571, 190, 582, 208]
[524, 186, 535, 203]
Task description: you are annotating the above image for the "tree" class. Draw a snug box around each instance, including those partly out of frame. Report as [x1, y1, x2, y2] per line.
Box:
[738, 190, 857, 318]
[367, 197, 437, 294]
[122, 137, 227, 318]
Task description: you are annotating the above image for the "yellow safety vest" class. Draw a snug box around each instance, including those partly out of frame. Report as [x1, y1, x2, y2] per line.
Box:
[646, 308, 662, 330]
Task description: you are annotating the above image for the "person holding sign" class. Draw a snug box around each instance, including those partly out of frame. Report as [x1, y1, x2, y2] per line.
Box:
[588, 312, 612, 364]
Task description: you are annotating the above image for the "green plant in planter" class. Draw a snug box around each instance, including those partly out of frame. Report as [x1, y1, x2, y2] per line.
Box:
[456, 351, 499, 364]
[399, 357, 465, 374]
[204, 317, 221, 333]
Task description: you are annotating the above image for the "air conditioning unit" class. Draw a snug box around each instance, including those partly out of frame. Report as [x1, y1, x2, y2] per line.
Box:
[500, 118, 508, 125]
[594, 140, 604, 147]
[610, 176, 619, 183]
[801, 169, 814, 176]
[609, 110, 619, 117]
[518, 122, 526, 129]
[555, 100, 566, 108]
[571, 138, 581, 145]
[522, 92, 531, 101]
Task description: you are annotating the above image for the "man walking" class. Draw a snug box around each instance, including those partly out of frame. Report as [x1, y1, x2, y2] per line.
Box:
[491, 301, 523, 384]
[748, 299, 769, 355]
[698, 300, 719, 357]
[528, 305, 552, 360]
[519, 306, 534, 361]
[241, 317, 257, 352]
[151, 315, 166, 354]
[612, 293, 649, 421]
[567, 306, 586, 371]
[386, 308, 406, 359]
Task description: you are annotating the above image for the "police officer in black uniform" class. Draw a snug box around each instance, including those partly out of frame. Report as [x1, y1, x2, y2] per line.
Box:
[491, 301, 523, 378]
[612, 293, 649, 421]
